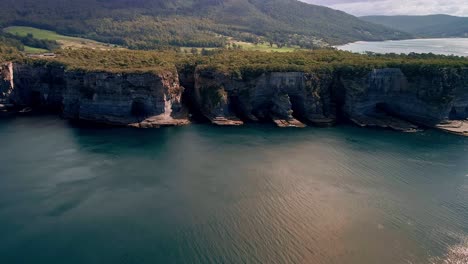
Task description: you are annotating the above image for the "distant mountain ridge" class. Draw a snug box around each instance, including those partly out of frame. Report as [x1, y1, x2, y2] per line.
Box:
[0, 0, 410, 49]
[361, 15, 468, 38]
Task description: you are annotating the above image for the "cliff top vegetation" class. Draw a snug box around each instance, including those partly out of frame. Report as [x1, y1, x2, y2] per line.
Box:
[193, 49, 468, 75]
[2, 43, 468, 76]
[0, 42, 23, 62]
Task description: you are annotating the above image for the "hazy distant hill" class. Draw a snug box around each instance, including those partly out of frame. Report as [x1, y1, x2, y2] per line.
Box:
[361, 15, 468, 38]
[0, 0, 409, 49]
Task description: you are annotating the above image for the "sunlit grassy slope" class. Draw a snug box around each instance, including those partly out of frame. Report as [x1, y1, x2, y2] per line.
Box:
[232, 41, 301, 52]
[23, 46, 49, 53]
[181, 41, 303, 53]
[3, 26, 121, 51]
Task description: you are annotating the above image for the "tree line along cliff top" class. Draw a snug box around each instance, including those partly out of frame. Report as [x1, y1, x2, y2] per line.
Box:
[2, 45, 468, 76]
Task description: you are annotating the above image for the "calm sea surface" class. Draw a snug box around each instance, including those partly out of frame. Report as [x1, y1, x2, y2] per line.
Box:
[0, 115, 467, 264]
[337, 38, 468, 57]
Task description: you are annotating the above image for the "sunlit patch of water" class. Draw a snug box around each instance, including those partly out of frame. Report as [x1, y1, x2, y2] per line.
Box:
[430, 235, 468, 264]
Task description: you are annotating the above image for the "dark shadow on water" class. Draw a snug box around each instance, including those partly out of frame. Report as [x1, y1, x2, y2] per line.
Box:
[63, 116, 468, 152]
[2, 113, 467, 166]
[1, 114, 468, 264]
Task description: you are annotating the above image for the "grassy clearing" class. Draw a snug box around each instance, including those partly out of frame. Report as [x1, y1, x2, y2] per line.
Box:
[4, 26, 65, 41]
[180, 47, 217, 53]
[3, 26, 123, 51]
[180, 42, 303, 54]
[23, 46, 49, 53]
[231, 41, 302, 52]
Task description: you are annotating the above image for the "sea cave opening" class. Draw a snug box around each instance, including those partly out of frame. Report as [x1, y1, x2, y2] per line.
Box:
[375, 102, 388, 114]
[131, 98, 149, 118]
[289, 95, 307, 122]
[30, 91, 42, 107]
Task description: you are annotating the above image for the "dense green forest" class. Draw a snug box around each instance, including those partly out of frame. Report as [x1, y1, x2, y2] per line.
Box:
[361, 15, 468, 38]
[0, 0, 410, 49]
[2, 44, 464, 77]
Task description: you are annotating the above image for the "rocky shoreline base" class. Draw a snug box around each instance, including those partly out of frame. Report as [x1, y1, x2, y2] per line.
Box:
[1, 62, 467, 136]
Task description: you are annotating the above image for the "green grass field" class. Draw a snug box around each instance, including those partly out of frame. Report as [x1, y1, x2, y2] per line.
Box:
[181, 42, 302, 54]
[232, 41, 302, 52]
[3, 26, 121, 52]
[23, 46, 49, 53]
[4, 26, 68, 41]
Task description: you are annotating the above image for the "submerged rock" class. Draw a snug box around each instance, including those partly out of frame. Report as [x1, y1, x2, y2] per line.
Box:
[350, 114, 420, 133]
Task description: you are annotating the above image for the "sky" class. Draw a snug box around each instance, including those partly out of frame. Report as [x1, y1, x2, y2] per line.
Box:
[300, 0, 468, 17]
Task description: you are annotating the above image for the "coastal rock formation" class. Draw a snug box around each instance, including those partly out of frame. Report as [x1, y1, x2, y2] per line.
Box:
[450, 68, 468, 120]
[12, 64, 66, 109]
[340, 67, 468, 133]
[194, 70, 334, 127]
[0, 62, 15, 111]
[1, 60, 467, 135]
[0, 62, 14, 98]
[61, 70, 189, 127]
[192, 66, 467, 134]
[4, 63, 189, 127]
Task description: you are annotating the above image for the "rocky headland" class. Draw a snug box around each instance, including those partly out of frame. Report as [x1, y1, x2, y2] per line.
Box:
[1, 50, 467, 135]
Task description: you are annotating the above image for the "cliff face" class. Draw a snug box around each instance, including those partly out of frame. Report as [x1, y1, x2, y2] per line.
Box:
[1, 61, 467, 135]
[12, 64, 66, 109]
[61, 70, 188, 127]
[194, 70, 335, 127]
[7, 63, 189, 127]
[0, 62, 14, 103]
[340, 68, 468, 133]
[450, 68, 468, 120]
[341, 68, 466, 124]
[192, 66, 467, 134]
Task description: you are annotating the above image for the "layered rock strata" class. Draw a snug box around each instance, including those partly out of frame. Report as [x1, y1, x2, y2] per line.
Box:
[4, 64, 189, 127]
[1, 61, 467, 135]
[193, 70, 334, 128]
[340, 68, 468, 134]
[0, 62, 15, 113]
[61, 70, 189, 127]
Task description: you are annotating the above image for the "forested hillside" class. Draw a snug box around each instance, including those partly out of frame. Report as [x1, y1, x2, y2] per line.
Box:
[361, 15, 468, 38]
[0, 0, 410, 49]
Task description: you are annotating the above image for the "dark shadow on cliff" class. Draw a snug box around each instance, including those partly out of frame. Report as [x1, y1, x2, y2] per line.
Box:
[330, 74, 348, 125]
[180, 79, 211, 124]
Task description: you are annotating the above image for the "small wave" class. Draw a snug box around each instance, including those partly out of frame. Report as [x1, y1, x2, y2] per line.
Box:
[406, 158, 453, 167]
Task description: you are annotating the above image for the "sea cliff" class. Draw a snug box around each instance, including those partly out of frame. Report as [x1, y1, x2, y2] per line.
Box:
[2, 63, 189, 127]
[1, 50, 467, 135]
